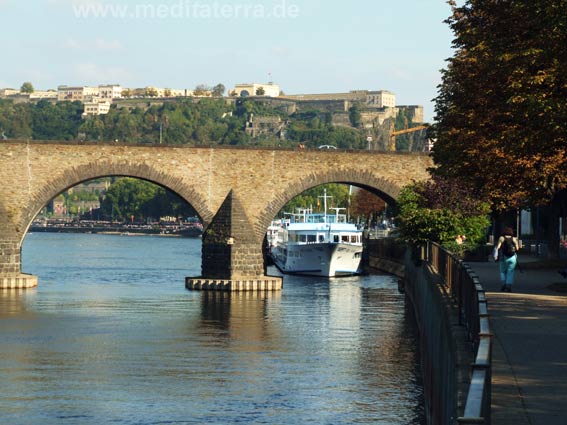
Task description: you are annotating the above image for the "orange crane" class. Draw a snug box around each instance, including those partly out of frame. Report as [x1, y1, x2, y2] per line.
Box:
[389, 125, 428, 151]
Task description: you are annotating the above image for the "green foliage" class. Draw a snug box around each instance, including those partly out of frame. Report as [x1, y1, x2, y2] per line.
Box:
[285, 110, 366, 148]
[0, 101, 32, 138]
[100, 178, 196, 221]
[211, 84, 226, 97]
[79, 116, 105, 141]
[0, 96, 372, 149]
[394, 109, 410, 150]
[193, 84, 211, 96]
[396, 178, 490, 248]
[348, 104, 362, 128]
[32, 100, 83, 140]
[145, 87, 158, 97]
[20, 82, 34, 94]
[68, 190, 99, 202]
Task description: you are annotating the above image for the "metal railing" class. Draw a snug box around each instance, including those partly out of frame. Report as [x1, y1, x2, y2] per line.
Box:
[421, 242, 492, 425]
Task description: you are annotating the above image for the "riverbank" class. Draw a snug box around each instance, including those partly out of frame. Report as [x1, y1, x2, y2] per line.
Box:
[29, 222, 203, 238]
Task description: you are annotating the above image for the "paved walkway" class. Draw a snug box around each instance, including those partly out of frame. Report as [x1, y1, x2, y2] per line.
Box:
[466, 255, 567, 425]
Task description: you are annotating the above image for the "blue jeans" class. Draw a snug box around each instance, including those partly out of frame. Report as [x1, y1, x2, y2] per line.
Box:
[499, 254, 517, 285]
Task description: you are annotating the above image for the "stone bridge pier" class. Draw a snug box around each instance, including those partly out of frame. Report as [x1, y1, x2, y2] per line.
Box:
[188, 190, 283, 291]
[0, 141, 432, 291]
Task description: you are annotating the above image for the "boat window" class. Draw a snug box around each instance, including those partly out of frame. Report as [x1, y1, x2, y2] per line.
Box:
[318, 235, 325, 243]
[307, 235, 316, 243]
[342, 235, 349, 242]
[333, 235, 339, 243]
[350, 235, 357, 243]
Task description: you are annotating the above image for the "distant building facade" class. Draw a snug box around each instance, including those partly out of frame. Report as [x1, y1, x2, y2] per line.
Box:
[284, 89, 396, 108]
[1, 82, 425, 127]
[124, 87, 193, 98]
[57, 85, 100, 102]
[82, 100, 112, 117]
[245, 114, 286, 138]
[98, 85, 123, 100]
[0, 89, 57, 101]
[232, 83, 281, 97]
[366, 90, 396, 108]
[0, 88, 19, 98]
[29, 90, 58, 100]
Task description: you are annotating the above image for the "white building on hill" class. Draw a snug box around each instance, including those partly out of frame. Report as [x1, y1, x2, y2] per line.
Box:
[232, 83, 280, 97]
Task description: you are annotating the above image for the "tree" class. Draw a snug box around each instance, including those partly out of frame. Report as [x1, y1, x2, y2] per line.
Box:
[193, 84, 211, 97]
[349, 104, 362, 128]
[255, 87, 265, 96]
[31, 100, 83, 140]
[396, 176, 490, 248]
[212, 83, 226, 97]
[79, 116, 105, 141]
[101, 178, 158, 220]
[20, 82, 34, 94]
[101, 177, 195, 221]
[145, 87, 158, 97]
[351, 189, 386, 227]
[104, 108, 141, 142]
[5, 103, 33, 138]
[431, 0, 567, 212]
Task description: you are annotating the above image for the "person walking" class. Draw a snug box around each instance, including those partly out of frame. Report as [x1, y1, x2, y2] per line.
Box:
[493, 226, 520, 292]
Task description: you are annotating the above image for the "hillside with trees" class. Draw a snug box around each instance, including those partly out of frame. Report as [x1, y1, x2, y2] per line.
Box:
[0, 97, 425, 151]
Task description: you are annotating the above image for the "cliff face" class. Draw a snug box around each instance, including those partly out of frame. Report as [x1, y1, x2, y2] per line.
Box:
[235, 97, 428, 151]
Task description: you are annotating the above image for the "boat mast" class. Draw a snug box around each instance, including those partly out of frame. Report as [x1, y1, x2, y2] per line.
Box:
[318, 189, 332, 224]
[330, 207, 346, 223]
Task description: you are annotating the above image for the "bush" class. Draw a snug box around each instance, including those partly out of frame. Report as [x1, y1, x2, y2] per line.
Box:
[396, 177, 491, 252]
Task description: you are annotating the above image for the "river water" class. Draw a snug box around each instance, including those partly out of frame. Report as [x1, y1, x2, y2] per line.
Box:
[1, 233, 424, 424]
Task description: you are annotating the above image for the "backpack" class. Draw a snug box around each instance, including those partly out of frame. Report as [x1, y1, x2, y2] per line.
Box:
[501, 237, 516, 258]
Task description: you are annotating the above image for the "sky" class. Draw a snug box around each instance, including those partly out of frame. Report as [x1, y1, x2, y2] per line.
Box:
[0, 0, 455, 122]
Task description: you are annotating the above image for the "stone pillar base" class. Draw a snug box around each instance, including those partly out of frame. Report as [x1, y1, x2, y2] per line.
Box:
[186, 276, 283, 292]
[0, 274, 38, 289]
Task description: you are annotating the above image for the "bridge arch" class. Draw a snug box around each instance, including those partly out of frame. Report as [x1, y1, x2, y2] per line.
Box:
[1, 141, 433, 288]
[255, 169, 402, 241]
[18, 160, 215, 244]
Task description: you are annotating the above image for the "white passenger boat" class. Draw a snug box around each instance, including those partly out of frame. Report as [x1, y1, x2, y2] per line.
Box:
[266, 220, 283, 250]
[269, 191, 363, 277]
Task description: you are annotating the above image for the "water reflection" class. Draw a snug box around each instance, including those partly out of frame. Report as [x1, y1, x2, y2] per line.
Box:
[198, 291, 284, 354]
[0, 289, 37, 316]
[1, 233, 425, 424]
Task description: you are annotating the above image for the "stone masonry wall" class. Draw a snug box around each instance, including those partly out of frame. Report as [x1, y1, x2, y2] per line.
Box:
[0, 141, 433, 280]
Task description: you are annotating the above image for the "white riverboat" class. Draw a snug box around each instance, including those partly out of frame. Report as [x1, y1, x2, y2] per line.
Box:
[269, 192, 363, 277]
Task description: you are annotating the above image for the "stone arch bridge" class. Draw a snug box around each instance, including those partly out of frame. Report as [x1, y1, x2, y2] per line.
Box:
[0, 141, 433, 290]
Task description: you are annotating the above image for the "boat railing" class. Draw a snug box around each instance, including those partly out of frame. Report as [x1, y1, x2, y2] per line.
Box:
[284, 213, 349, 225]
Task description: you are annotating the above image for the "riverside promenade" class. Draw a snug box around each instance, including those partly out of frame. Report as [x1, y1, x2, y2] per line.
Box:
[467, 255, 567, 425]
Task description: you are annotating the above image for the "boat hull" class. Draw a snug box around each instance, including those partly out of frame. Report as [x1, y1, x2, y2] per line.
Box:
[271, 242, 362, 277]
